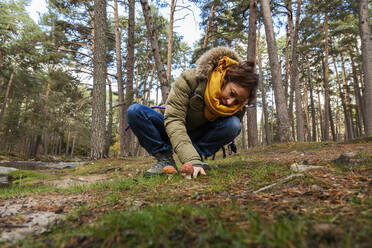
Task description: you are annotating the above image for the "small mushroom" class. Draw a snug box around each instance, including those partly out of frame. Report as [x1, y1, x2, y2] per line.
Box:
[180, 163, 194, 179]
[163, 166, 178, 174]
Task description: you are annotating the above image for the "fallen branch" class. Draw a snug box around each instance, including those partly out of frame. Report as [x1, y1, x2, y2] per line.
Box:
[252, 173, 303, 194]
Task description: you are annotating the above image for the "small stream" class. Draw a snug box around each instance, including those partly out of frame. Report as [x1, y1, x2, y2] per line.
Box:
[0, 161, 85, 187]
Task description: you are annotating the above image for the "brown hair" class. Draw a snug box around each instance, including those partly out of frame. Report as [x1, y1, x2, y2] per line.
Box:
[224, 60, 259, 105]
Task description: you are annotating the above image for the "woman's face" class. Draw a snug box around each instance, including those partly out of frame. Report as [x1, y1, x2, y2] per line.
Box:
[219, 82, 250, 107]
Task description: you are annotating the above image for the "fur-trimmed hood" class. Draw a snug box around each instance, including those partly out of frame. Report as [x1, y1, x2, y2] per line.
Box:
[195, 46, 243, 80]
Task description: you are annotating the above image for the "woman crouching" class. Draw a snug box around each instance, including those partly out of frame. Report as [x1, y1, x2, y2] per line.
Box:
[127, 46, 259, 178]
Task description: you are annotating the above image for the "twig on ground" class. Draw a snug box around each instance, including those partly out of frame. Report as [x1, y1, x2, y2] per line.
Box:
[252, 173, 303, 194]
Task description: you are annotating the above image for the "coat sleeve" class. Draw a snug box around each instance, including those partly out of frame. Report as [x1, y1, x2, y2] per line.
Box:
[164, 69, 201, 164]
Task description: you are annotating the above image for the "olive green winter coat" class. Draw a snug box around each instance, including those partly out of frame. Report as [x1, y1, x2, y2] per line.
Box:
[164, 47, 243, 164]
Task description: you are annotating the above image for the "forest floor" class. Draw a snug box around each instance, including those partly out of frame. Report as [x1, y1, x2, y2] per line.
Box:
[0, 139, 371, 247]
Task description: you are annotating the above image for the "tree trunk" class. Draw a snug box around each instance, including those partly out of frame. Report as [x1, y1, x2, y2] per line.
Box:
[257, 37, 272, 145]
[341, 53, 355, 140]
[142, 47, 151, 104]
[349, 44, 364, 136]
[284, 24, 291, 104]
[203, 3, 215, 49]
[105, 76, 113, 157]
[246, 0, 258, 148]
[113, 0, 126, 157]
[328, 102, 336, 141]
[302, 63, 311, 141]
[66, 125, 71, 156]
[43, 81, 51, 155]
[140, 0, 170, 103]
[357, 0, 372, 135]
[257, 20, 271, 145]
[291, 0, 304, 142]
[124, 0, 135, 156]
[58, 134, 63, 155]
[31, 135, 42, 158]
[91, 0, 107, 159]
[285, 0, 295, 139]
[241, 115, 247, 149]
[261, 0, 292, 142]
[166, 0, 175, 84]
[146, 64, 156, 104]
[71, 129, 77, 158]
[0, 68, 15, 123]
[322, 13, 331, 141]
[316, 71, 324, 141]
[332, 55, 350, 141]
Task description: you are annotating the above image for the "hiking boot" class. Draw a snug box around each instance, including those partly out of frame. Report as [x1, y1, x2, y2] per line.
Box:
[144, 150, 178, 176]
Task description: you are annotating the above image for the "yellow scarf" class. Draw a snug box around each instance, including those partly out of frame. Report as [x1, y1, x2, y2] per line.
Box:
[204, 56, 247, 122]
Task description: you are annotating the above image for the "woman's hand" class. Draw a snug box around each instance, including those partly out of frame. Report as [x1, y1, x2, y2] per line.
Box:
[193, 166, 206, 178]
[180, 162, 209, 179]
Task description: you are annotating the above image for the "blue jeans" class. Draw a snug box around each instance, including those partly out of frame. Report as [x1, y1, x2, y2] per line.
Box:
[126, 104, 241, 156]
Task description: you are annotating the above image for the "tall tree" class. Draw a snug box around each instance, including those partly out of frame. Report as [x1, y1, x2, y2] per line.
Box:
[306, 58, 317, 141]
[257, 21, 271, 145]
[91, 0, 107, 159]
[125, 0, 135, 155]
[140, 0, 170, 103]
[0, 68, 15, 123]
[357, 0, 372, 135]
[203, 2, 215, 49]
[286, 0, 295, 138]
[260, 0, 292, 142]
[166, 0, 176, 84]
[113, 0, 126, 157]
[246, 0, 258, 148]
[105, 75, 113, 156]
[322, 12, 331, 141]
[291, 0, 305, 141]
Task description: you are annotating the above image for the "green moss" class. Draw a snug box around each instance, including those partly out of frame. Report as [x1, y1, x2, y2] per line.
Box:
[9, 170, 56, 183]
[0, 184, 59, 198]
[17, 204, 368, 248]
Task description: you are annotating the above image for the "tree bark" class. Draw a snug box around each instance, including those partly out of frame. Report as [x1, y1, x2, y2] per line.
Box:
[124, 0, 135, 156]
[341, 53, 355, 140]
[302, 63, 311, 141]
[113, 0, 126, 157]
[321, 13, 331, 141]
[0, 68, 15, 123]
[31, 135, 42, 158]
[203, 3, 215, 49]
[257, 20, 270, 145]
[142, 47, 151, 104]
[166, 0, 175, 84]
[246, 0, 258, 148]
[140, 0, 170, 103]
[241, 115, 247, 149]
[332, 55, 350, 141]
[315, 71, 324, 141]
[91, 0, 107, 159]
[105, 76, 113, 157]
[349, 44, 364, 136]
[43, 81, 51, 155]
[291, 0, 304, 142]
[71, 129, 77, 158]
[261, 0, 292, 142]
[259, 55, 271, 145]
[357, 0, 372, 135]
[146, 64, 156, 104]
[66, 125, 71, 156]
[285, 0, 295, 139]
